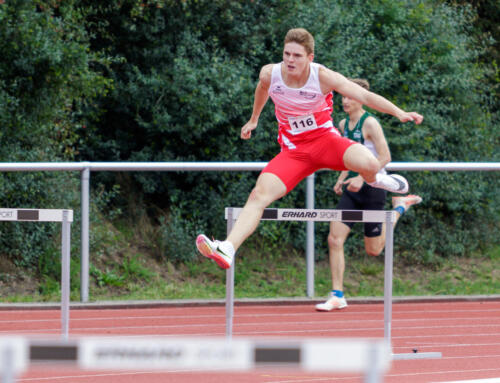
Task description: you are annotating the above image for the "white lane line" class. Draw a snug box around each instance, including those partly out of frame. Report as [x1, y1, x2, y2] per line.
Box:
[1, 306, 499, 323]
[3, 323, 500, 338]
[394, 343, 500, 350]
[2, 318, 500, 333]
[16, 370, 500, 383]
[247, 368, 500, 383]
[17, 367, 236, 382]
[384, 368, 500, 380]
[1, 313, 499, 325]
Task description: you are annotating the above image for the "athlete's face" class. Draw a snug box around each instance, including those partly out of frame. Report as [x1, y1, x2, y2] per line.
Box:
[342, 96, 363, 114]
[283, 42, 313, 76]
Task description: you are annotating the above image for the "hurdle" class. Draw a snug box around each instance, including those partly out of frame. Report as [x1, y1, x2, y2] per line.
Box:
[0, 335, 391, 383]
[224, 207, 442, 360]
[0, 209, 73, 340]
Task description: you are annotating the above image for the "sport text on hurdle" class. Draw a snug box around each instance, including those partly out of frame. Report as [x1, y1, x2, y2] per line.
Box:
[0, 209, 73, 340]
[224, 207, 442, 361]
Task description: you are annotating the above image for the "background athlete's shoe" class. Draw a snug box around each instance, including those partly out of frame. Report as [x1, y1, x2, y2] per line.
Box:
[392, 194, 423, 213]
[196, 234, 234, 269]
[315, 293, 348, 311]
[368, 173, 409, 194]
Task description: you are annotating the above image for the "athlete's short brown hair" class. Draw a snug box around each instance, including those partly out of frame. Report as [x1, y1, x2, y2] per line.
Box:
[349, 78, 370, 90]
[284, 28, 315, 55]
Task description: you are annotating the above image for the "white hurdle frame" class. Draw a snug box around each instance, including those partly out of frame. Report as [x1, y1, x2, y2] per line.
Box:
[0, 209, 73, 340]
[224, 207, 442, 360]
[0, 336, 391, 383]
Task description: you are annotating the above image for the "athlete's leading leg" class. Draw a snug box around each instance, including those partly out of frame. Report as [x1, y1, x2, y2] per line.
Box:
[342, 143, 409, 194]
[342, 143, 379, 183]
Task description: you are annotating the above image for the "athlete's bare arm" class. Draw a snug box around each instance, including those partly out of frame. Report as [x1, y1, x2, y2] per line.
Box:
[363, 116, 391, 169]
[241, 64, 273, 140]
[338, 118, 346, 135]
[319, 67, 423, 124]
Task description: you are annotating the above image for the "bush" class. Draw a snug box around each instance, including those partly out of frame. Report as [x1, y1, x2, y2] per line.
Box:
[1, 0, 493, 268]
[0, 0, 109, 268]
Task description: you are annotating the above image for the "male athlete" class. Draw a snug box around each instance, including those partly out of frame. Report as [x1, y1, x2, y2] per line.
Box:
[196, 28, 423, 269]
[316, 79, 422, 311]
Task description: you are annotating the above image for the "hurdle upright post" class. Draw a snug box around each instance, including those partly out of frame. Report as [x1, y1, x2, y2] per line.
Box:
[80, 166, 90, 303]
[1, 344, 15, 383]
[383, 210, 442, 360]
[305, 174, 315, 297]
[383, 211, 394, 344]
[225, 208, 235, 338]
[61, 210, 71, 341]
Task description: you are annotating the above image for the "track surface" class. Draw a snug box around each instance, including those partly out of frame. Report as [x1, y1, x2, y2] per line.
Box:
[1, 300, 499, 382]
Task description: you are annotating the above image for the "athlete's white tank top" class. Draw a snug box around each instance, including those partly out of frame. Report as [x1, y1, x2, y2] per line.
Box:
[344, 113, 387, 176]
[268, 62, 337, 148]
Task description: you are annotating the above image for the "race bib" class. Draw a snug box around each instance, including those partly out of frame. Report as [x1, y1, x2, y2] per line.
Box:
[288, 114, 318, 133]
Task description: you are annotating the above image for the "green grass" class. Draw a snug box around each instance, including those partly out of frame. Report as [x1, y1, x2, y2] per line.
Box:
[2, 247, 498, 303]
[1, 215, 498, 303]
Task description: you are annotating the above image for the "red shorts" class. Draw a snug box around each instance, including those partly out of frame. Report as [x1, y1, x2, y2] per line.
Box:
[262, 130, 356, 193]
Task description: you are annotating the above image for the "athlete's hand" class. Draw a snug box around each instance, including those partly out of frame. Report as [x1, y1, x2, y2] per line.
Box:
[241, 121, 258, 140]
[344, 176, 364, 192]
[398, 112, 423, 125]
[333, 180, 344, 195]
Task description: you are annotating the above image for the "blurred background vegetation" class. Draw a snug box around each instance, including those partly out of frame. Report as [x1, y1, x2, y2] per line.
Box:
[0, 0, 498, 298]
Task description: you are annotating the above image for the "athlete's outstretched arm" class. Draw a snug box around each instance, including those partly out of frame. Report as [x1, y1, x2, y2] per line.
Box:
[241, 64, 273, 140]
[319, 67, 423, 125]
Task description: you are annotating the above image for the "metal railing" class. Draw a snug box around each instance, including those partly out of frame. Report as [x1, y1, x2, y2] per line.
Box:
[1, 161, 498, 302]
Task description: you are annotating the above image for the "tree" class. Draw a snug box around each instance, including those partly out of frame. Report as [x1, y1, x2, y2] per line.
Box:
[0, 0, 109, 267]
[75, 0, 498, 263]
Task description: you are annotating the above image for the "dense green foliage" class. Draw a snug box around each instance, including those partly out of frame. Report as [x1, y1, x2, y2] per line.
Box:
[75, 0, 498, 264]
[0, 0, 110, 268]
[0, 0, 498, 278]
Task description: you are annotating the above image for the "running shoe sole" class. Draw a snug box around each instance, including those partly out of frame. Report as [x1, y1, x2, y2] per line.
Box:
[393, 194, 423, 211]
[315, 304, 348, 312]
[405, 194, 422, 206]
[196, 234, 231, 269]
[315, 299, 348, 312]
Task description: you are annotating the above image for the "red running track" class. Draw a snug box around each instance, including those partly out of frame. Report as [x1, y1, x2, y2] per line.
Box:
[1, 300, 499, 382]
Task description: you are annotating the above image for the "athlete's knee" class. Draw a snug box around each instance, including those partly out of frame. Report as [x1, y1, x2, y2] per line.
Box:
[365, 241, 384, 257]
[361, 156, 380, 176]
[344, 144, 380, 176]
[328, 232, 345, 251]
[247, 184, 274, 207]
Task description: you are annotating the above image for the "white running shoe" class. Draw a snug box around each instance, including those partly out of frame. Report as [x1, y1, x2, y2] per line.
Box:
[196, 234, 234, 269]
[369, 173, 409, 194]
[392, 194, 423, 213]
[315, 293, 348, 312]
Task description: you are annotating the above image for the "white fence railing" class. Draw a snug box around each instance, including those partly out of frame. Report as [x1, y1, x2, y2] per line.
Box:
[1, 161, 498, 302]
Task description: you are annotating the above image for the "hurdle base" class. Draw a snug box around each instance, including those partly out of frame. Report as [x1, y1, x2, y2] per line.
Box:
[391, 352, 442, 360]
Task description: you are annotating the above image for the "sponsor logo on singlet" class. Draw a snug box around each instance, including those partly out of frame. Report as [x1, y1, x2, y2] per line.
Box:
[299, 90, 317, 100]
[272, 85, 285, 95]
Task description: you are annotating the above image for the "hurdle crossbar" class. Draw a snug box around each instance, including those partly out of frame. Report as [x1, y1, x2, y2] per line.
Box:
[0, 336, 391, 383]
[224, 207, 442, 361]
[0, 209, 73, 340]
